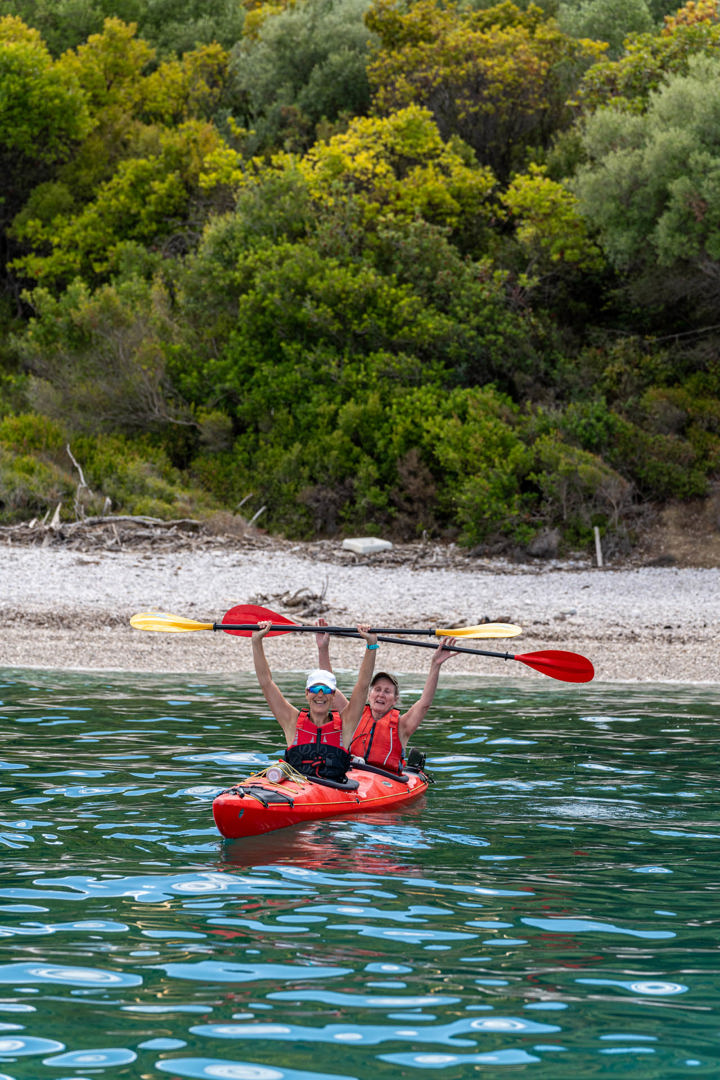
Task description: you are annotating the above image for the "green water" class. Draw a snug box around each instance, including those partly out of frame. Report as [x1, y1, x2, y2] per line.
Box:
[0, 668, 719, 1079]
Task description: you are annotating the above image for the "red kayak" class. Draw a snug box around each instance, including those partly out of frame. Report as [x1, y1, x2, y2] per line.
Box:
[213, 762, 430, 839]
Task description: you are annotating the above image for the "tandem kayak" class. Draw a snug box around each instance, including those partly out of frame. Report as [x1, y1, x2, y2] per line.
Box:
[213, 761, 430, 839]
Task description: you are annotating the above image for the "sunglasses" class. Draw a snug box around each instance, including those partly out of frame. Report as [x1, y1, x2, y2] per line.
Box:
[307, 684, 334, 695]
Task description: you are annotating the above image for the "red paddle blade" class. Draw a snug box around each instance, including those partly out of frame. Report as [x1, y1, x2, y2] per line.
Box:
[516, 650, 594, 683]
[220, 604, 297, 637]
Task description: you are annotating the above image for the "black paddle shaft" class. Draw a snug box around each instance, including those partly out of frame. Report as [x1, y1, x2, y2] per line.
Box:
[278, 627, 515, 660]
[213, 623, 451, 636]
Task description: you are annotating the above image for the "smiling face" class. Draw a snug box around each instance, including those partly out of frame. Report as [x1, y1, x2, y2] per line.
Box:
[305, 685, 335, 722]
[368, 676, 399, 718]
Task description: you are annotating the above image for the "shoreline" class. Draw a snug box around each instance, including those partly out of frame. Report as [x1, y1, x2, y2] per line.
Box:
[1, 537, 718, 684]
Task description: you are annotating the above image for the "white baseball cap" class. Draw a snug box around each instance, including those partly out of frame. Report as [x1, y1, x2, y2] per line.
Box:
[305, 669, 337, 691]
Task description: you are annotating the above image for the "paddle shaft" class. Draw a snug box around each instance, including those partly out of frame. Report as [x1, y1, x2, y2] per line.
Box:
[308, 629, 516, 660]
[215, 622, 470, 636]
[307, 628, 594, 681]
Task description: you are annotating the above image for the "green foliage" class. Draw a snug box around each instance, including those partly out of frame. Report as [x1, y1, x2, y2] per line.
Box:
[556, 395, 711, 499]
[576, 0, 720, 112]
[0, 15, 92, 244]
[1, 0, 719, 550]
[7, 21, 233, 291]
[295, 106, 497, 236]
[0, 411, 65, 453]
[0, 448, 75, 520]
[0, 411, 71, 520]
[410, 386, 536, 544]
[71, 431, 215, 517]
[13, 276, 187, 435]
[0, 16, 92, 161]
[366, 0, 605, 179]
[0, 0, 245, 56]
[529, 433, 632, 536]
[502, 164, 605, 271]
[557, 0, 653, 59]
[12, 119, 225, 286]
[230, 0, 374, 153]
[136, 0, 245, 57]
[200, 106, 497, 250]
[574, 53, 720, 310]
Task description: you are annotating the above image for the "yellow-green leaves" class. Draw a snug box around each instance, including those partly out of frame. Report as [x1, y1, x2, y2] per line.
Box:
[0, 15, 91, 163]
[503, 165, 605, 272]
[297, 107, 495, 229]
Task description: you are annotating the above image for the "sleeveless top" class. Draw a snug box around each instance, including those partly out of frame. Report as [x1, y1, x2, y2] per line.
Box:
[350, 705, 404, 773]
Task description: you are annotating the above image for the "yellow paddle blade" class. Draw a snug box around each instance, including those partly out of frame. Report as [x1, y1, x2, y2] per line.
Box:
[436, 622, 523, 639]
[130, 611, 214, 633]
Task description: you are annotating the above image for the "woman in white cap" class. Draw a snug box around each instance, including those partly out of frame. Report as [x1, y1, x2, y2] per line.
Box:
[251, 621, 378, 777]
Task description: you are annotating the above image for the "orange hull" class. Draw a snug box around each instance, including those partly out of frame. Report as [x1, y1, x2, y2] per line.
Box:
[213, 765, 429, 839]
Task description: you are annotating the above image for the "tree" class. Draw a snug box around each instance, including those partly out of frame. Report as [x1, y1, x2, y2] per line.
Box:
[0, 16, 92, 297]
[573, 53, 720, 312]
[0, 0, 245, 56]
[11, 119, 226, 287]
[295, 106, 497, 237]
[9, 21, 233, 289]
[230, 0, 375, 153]
[14, 275, 189, 435]
[502, 164, 605, 273]
[557, 0, 653, 59]
[576, 0, 720, 112]
[366, 0, 605, 179]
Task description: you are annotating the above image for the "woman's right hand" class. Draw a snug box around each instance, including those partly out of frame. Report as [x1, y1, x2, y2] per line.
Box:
[356, 623, 378, 648]
[252, 619, 273, 641]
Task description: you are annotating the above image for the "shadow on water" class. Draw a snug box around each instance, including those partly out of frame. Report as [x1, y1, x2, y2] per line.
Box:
[0, 668, 719, 1078]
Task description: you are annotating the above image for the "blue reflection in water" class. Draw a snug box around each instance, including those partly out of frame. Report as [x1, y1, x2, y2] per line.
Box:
[0, 669, 718, 1079]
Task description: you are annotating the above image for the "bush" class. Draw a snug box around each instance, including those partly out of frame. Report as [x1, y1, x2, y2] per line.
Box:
[71, 433, 219, 518]
[529, 433, 633, 539]
[0, 412, 66, 455]
[0, 451, 74, 520]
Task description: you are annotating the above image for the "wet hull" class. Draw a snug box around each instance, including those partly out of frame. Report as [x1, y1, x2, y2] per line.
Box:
[213, 765, 429, 839]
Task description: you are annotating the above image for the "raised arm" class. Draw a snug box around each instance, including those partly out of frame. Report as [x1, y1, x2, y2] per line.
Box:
[340, 624, 378, 746]
[316, 618, 350, 711]
[251, 621, 298, 744]
[398, 638, 457, 745]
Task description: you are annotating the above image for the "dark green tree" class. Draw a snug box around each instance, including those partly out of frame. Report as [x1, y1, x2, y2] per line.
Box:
[229, 0, 375, 153]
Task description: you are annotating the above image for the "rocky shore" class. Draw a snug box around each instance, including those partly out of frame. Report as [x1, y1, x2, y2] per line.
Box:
[1, 523, 717, 684]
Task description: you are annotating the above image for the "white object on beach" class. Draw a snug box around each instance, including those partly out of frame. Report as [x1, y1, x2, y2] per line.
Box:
[341, 536, 393, 555]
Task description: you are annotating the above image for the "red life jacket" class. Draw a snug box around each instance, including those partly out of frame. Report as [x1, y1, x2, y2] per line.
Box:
[350, 705, 404, 773]
[290, 709, 343, 749]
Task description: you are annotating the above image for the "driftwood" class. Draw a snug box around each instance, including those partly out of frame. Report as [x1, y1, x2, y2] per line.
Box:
[251, 583, 330, 620]
[0, 514, 215, 553]
[0, 511, 518, 576]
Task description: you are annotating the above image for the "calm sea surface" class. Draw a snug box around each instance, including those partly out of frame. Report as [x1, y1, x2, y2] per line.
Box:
[0, 668, 719, 1079]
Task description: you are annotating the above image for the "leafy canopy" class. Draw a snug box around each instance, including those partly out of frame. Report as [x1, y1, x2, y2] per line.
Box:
[574, 52, 720, 310]
[366, 0, 605, 178]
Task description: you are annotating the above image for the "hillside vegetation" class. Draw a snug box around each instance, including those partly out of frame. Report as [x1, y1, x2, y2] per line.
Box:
[1, 0, 719, 559]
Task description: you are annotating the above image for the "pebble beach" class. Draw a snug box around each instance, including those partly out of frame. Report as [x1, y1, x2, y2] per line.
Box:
[1, 529, 718, 684]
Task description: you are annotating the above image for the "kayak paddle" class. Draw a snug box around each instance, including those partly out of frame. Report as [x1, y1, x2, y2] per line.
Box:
[327, 631, 594, 682]
[130, 603, 523, 640]
[129, 609, 592, 681]
[220, 604, 523, 639]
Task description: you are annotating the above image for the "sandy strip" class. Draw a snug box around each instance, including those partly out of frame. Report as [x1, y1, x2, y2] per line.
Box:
[1, 539, 718, 684]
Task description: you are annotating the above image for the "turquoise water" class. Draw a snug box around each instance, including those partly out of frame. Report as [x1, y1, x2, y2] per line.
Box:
[0, 668, 719, 1079]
